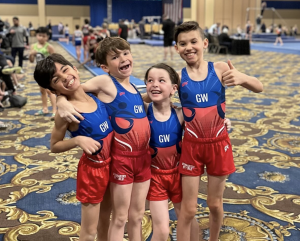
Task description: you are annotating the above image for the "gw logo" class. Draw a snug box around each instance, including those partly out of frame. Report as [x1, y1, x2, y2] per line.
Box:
[159, 134, 170, 143]
[196, 93, 208, 103]
[99, 121, 109, 132]
[134, 105, 143, 113]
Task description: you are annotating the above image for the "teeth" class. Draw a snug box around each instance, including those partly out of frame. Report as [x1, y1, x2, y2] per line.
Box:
[68, 79, 74, 87]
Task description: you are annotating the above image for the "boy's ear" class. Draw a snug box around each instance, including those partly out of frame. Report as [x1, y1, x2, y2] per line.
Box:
[203, 38, 209, 49]
[100, 64, 110, 73]
[174, 44, 179, 53]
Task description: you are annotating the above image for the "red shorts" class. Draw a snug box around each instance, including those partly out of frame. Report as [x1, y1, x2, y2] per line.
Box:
[83, 36, 89, 45]
[179, 133, 235, 176]
[76, 153, 111, 204]
[110, 148, 151, 184]
[147, 166, 182, 203]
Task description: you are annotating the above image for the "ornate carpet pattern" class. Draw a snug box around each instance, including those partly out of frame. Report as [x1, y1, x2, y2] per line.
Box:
[0, 42, 299, 240]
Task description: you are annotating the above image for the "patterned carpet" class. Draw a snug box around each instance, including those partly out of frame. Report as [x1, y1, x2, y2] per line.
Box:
[0, 42, 300, 240]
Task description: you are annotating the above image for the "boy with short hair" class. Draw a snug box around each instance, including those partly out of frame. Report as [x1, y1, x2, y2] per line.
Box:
[57, 37, 151, 241]
[34, 53, 113, 241]
[29, 26, 57, 119]
[174, 21, 263, 241]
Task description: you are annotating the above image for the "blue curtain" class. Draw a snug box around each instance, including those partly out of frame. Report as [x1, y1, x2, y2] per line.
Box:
[264, 1, 300, 9]
[111, 0, 162, 23]
[182, 0, 190, 8]
[46, 0, 89, 5]
[90, 0, 107, 26]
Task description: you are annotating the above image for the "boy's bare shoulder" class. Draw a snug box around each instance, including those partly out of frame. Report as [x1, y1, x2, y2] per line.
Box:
[214, 61, 230, 73]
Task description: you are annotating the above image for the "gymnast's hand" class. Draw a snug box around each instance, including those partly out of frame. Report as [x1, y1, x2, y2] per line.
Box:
[76, 136, 101, 155]
[224, 118, 232, 131]
[57, 95, 84, 123]
[222, 60, 246, 87]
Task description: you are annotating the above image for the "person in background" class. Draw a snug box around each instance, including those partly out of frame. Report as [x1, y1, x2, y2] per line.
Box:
[118, 19, 128, 41]
[58, 22, 64, 35]
[208, 23, 221, 35]
[64, 24, 70, 44]
[162, 14, 175, 61]
[245, 20, 252, 43]
[261, 22, 266, 33]
[256, 15, 262, 33]
[261, 1, 267, 17]
[274, 24, 283, 46]
[138, 18, 145, 39]
[47, 20, 52, 41]
[9, 17, 28, 68]
[73, 25, 83, 62]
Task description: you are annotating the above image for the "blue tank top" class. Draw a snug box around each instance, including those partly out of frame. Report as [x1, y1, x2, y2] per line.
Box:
[147, 103, 182, 170]
[105, 76, 150, 152]
[68, 93, 113, 160]
[179, 62, 226, 139]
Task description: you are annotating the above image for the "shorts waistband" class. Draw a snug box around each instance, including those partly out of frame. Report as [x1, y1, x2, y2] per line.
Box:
[151, 166, 179, 174]
[184, 132, 228, 143]
[81, 153, 111, 168]
[112, 148, 149, 157]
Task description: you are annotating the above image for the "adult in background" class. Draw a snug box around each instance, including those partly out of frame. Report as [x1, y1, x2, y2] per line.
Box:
[208, 22, 221, 35]
[118, 19, 128, 41]
[218, 27, 232, 53]
[9, 17, 28, 68]
[0, 18, 5, 34]
[47, 20, 52, 41]
[162, 14, 175, 61]
[138, 18, 145, 39]
[261, 22, 266, 33]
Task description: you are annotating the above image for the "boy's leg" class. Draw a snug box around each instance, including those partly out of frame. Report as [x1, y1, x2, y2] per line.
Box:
[173, 202, 199, 241]
[11, 48, 17, 64]
[40, 87, 49, 113]
[163, 47, 168, 60]
[207, 175, 227, 241]
[108, 183, 133, 241]
[177, 175, 199, 241]
[97, 187, 112, 241]
[48, 90, 57, 114]
[127, 180, 150, 241]
[18, 47, 24, 67]
[80, 202, 101, 241]
[169, 46, 173, 60]
[149, 200, 170, 241]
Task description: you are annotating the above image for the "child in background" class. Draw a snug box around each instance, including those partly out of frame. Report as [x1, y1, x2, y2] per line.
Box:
[73, 25, 83, 62]
[64, 24, 70, 44]
[29, 27, 57, 120]
[34, 53, 113, 241]
[174, 21, 263, 241]
[274, 24, 283, 46]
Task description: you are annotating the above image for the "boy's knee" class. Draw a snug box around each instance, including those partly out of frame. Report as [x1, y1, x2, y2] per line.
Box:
[112, 213, 128, 228]
[207, 198, 222, 213]
[153, 224, 170, 240]
[128, 208, 145, 224]
[181, 203, 197, 220]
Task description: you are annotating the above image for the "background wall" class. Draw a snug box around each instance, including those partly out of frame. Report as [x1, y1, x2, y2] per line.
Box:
[0, 4, 90, 33]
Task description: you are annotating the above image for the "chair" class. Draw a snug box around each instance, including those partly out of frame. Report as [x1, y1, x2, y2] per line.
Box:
[209, 35, 228, 54]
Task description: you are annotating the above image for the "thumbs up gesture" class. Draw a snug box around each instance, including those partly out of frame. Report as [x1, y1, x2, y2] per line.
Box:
[222, 60, 245, 87]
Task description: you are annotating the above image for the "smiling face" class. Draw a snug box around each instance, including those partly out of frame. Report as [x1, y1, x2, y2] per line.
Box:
[146, 68, 177, 103]
[101, 49, 133, 79]
[50, 63, 80, 95]
[175, 30, 208, 65]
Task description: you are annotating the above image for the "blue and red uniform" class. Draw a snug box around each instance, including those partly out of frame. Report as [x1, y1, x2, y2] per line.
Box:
[146, 103, 183, 203]
[69, 93, 113, 203]
[105, 76, 151, 184]
[179, 62, 235, 176]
